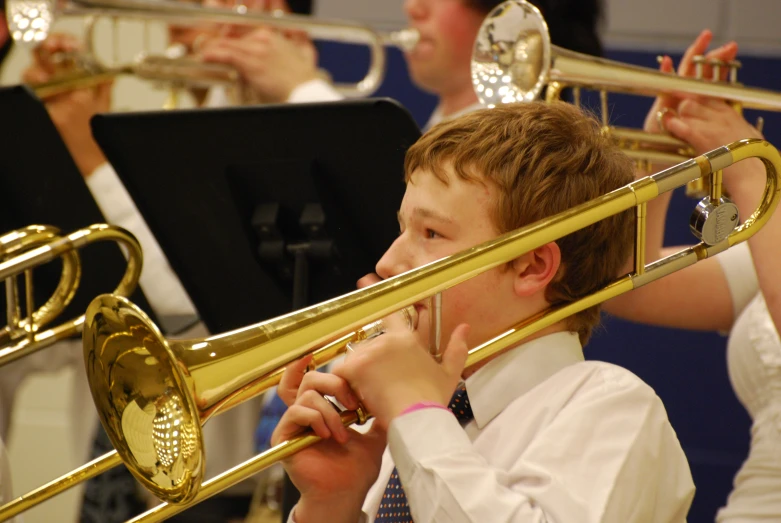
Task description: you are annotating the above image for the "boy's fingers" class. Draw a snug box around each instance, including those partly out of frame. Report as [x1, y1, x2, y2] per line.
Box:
[272, 404, 331, 444]
[278, 354, 313, 405]
[298, 371, 360, 411]
[297, 390, 351, 444]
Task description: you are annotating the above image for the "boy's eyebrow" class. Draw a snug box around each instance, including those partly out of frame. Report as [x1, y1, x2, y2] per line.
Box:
[397, 207, 456, 225]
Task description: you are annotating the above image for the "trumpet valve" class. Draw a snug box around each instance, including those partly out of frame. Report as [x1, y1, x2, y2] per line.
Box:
[692, 55, 742, 84]
[728, 59, 743, 84]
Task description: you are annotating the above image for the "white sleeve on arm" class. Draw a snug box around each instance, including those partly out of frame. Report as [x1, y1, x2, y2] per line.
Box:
[85, 163, 197, 317]
[287, 79, 344, 104]
[388, 366, 693, 523]
[716, 241, 759, 320]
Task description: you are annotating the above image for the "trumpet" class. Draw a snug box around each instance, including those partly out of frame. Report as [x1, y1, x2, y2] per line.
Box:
[472, 0, 781, 197]
[0, 223, 142, 366]
[8, 0, 420, 100]
[29, 37, 241, 100]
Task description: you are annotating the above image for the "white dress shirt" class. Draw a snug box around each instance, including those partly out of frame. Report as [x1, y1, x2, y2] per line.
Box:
[711, 242, 781, 522]
[291, 331, 694, 523]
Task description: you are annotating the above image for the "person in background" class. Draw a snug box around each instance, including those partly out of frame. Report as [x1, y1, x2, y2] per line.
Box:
[604, 29, 781, 523]
[200, 0, 604, 129]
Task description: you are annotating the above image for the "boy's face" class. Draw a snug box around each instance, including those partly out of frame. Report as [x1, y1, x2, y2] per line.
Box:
[376, 166, 525, 355]
[403, 0, 486, 96]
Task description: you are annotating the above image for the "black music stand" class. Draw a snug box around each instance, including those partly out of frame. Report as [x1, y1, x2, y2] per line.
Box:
[90, 98, 421, 521]
[0, 86, 164, 333]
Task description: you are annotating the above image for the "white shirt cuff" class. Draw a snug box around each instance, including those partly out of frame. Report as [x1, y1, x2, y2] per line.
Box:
[287, 79, 344, 104]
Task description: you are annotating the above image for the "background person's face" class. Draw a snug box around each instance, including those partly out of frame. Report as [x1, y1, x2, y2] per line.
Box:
[403, 0, 486, 96]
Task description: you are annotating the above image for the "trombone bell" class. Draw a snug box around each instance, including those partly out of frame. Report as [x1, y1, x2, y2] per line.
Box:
[84, 295, 203, 503]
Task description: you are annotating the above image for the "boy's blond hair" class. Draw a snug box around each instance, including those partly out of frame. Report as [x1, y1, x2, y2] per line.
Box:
[405, 102, 634, 344]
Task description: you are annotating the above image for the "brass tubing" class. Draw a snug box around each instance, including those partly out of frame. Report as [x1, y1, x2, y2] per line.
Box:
[84, 139, 779, 521]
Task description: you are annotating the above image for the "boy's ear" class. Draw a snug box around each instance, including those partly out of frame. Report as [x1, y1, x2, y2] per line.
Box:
[512, 242, 561, 297]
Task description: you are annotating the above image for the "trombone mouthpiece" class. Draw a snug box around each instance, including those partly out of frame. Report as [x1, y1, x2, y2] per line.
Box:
[359, 306, 419, 341]
[399, 305, 419, 331]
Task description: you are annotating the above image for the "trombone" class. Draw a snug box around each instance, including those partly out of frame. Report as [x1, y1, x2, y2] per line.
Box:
[472, 0, 781, 197]
[0, 223, 142, 366]
[8, 0, 420, 100]
[0, 141, 777, 521]
[81, 138, 778, 523]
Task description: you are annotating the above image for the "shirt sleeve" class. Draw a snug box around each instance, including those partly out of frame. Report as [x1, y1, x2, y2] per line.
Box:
[715, 241, 759, 320]
[387, 367, 693, 523]
[287, 79, 344, 104]
[85, 163, 198, 318]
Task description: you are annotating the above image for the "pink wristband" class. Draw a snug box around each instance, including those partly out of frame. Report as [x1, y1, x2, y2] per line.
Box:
[400, 401, 449, 416]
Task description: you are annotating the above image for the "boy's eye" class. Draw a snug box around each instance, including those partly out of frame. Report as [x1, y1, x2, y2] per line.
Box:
[425, 229, 440, 239]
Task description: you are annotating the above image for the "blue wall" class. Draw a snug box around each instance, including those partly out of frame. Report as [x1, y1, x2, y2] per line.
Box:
[319, 41, 781, 522]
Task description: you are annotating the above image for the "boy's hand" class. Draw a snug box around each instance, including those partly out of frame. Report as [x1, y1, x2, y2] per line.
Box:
[270, 364, 387, 521]
[333, 324, 470, 431]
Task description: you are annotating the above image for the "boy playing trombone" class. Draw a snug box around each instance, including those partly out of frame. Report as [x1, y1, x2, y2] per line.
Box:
[270, 101, 696, 522]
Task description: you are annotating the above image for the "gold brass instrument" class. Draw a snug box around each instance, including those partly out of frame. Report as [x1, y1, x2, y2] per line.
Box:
[66, 138, 775, 523]
[0, 305, 415, 519]
[28, 31, 241, 101]
[0, 223, 142, 366]
[472, 0, 781, 197]
[0, 139, 777, 521]
[7, 0, 420, 100]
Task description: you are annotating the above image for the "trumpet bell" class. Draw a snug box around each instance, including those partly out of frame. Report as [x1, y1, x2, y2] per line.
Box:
[5, 0, 54, 43]
[84, 294, 204, 503]
[472, 0, 550, 106]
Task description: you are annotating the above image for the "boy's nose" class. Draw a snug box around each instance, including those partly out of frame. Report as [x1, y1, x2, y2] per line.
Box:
[375, 237, 411, 280]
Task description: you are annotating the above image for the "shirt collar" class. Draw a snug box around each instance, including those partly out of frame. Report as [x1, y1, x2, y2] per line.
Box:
[464, 331, 584, 429]
[424, 101, 485, 132]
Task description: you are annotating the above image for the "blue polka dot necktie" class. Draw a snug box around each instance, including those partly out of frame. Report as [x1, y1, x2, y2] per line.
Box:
[374, 383, 473, 522]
